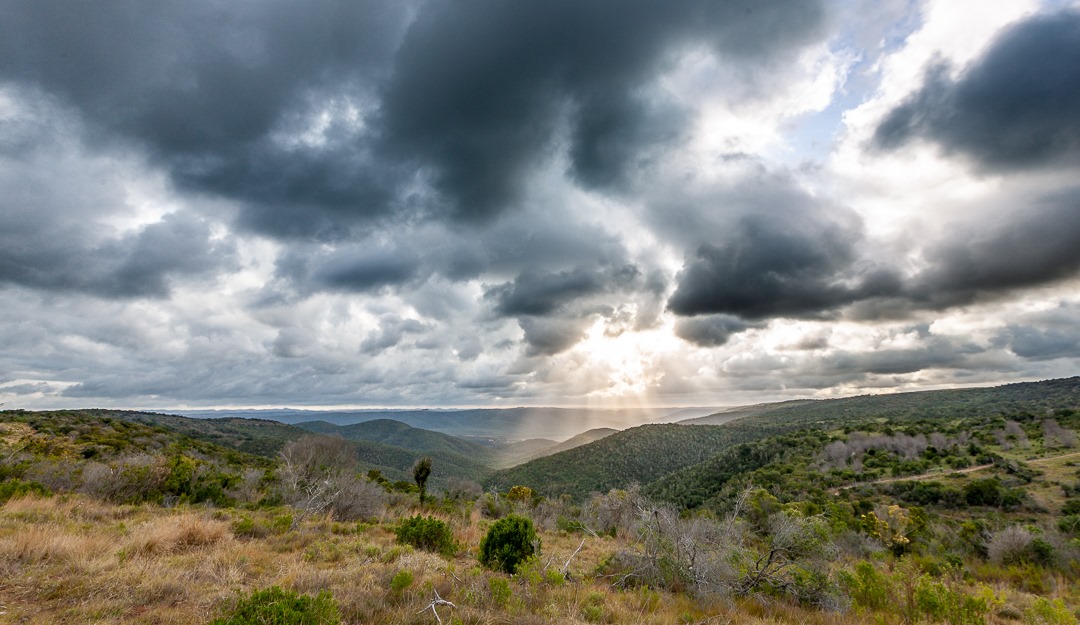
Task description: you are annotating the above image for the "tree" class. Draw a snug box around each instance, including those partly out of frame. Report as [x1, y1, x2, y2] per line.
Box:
[412, 457, 432, 505]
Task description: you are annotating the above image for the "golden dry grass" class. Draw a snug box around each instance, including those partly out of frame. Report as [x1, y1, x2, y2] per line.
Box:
[0, 494, 1076, 625]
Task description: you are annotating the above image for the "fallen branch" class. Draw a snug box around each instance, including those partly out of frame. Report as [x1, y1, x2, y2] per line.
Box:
[560, 536, 587, 577]
[418, 589, 457, 624]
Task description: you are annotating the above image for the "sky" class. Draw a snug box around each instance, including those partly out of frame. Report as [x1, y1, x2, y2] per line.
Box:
[2, 0, 1080, 412]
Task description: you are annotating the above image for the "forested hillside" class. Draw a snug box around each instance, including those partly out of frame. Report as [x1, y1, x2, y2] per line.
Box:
[487, 424, 739, 497]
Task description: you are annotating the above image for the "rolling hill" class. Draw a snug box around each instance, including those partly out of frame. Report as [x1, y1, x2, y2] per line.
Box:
[486, 424, 740, 498]
[491, 376, 1080, 500]
[295, 418, 501, 465]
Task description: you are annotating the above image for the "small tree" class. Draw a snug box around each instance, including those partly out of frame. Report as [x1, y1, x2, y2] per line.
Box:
[479, 514, 539, 574]
[412, 457, 432, 505]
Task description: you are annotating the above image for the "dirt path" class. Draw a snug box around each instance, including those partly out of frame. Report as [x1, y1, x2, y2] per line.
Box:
[830, 449, 1080, 496]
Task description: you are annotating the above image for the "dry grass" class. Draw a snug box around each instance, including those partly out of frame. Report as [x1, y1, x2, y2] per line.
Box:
[123, 512, 230, 557]
[0, 493, 1076, 625]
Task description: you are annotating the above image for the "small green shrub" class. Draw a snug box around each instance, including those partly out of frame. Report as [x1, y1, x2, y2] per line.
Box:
[390, 569, 414, 595]
[581, 591, 607, 622]
[394, 515, 457, 557]
[208, 586, 339, 625]
[478, 514, 539, 574]
[488, 576, 511, 607]
[1058, 515, 1080, 534]
[839, 561, 891, 611]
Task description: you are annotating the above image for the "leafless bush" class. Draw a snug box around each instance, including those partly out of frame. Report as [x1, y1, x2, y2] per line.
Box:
[225, 468, 266, 505]
[584, 485, 644, 537]
[328, 475, 386, 521]
[818, 431, 967, 470]
[79, 454, 167, 503]
[603, 488, 842, 608]
[277, 435, 361, 526]
[445, 477, 483, 501]
[987, 525, 1034, 565]
[22, 458, 80, 492]
[1042, 419, 1077, 449]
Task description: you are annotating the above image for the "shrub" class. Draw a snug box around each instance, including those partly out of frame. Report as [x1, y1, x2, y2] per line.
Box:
[488, 576, 511, 607]
[208, 586, 339, 625]
[394, 515, 457, 557]
[0, 479, 50, 503]
[479, 514, 539, 574]
[839, 560, 891, 611]
[1025, 597, 1077, 625]
[390, 569, 413, 596]
[1058, 515, 1080, 534]
[987, 526, 1051, 566]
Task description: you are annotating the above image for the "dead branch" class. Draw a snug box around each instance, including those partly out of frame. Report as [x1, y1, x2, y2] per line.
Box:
[418, 588, 457, 624]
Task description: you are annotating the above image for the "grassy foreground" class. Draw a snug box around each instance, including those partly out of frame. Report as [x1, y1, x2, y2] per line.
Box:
[0, 491, 1078, 625]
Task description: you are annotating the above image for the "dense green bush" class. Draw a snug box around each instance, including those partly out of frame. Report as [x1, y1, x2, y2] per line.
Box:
[208, 586, 339, 625]
[0, 479, 50, 503]
[479, 514, 539, 574]
[394, 515, 457, 557]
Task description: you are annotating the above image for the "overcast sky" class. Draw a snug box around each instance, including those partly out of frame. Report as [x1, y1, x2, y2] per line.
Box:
[3, 0, 1080, 412]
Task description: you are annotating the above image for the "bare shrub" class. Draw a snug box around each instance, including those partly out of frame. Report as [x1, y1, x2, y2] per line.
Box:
[329, 475, 387, 522]
[226, 468, 266, 505]
[987, 525, 1034, 565]
[602, 488, 842, 607]
[1043, 419, 1077, 449]
[584, 485, 644, 537]
[446, 477, 483, 502]
[277, 435, 359, 526]
[22, 458, 79, 492]
[79, 454, 167, 503]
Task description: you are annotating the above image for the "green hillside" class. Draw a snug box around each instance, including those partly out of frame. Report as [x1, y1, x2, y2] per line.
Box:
[493, 376, 1080, 501]
[109, 411, 304, 457]
[489, 428, 618, 468]
[486, 424, 738, 498]
[296, 418, 501, 465]
[685, 376, 1080, 428]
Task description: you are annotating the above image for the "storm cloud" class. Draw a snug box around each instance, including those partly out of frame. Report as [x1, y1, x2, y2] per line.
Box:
[3, 0, 1080, 410]
[666, 203, 899, 320]
[874, 9, 1080, 171]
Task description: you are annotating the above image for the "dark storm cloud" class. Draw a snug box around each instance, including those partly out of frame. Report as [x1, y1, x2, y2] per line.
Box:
[0, 0, 831, 238]
[1003, 325, 1080, 361]
[910, 193, 1080, 309]
[482, 263, 661, 355]
[873, 10, 1080, 171]
[485, 265, 643, 317]
[674, 315, 760, 347]
[379, 0, 829, 220]
[667, 205, 900, 320]
[666, 177, 1080, 329]
[0, 0, 414, 239]
[312, 248, 422, 293]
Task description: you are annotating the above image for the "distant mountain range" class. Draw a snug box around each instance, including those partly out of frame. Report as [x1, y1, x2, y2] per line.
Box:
[171, 406, 720, 440]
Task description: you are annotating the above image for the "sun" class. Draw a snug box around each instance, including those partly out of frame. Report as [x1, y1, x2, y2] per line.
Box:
[572, 317, 677, 401]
